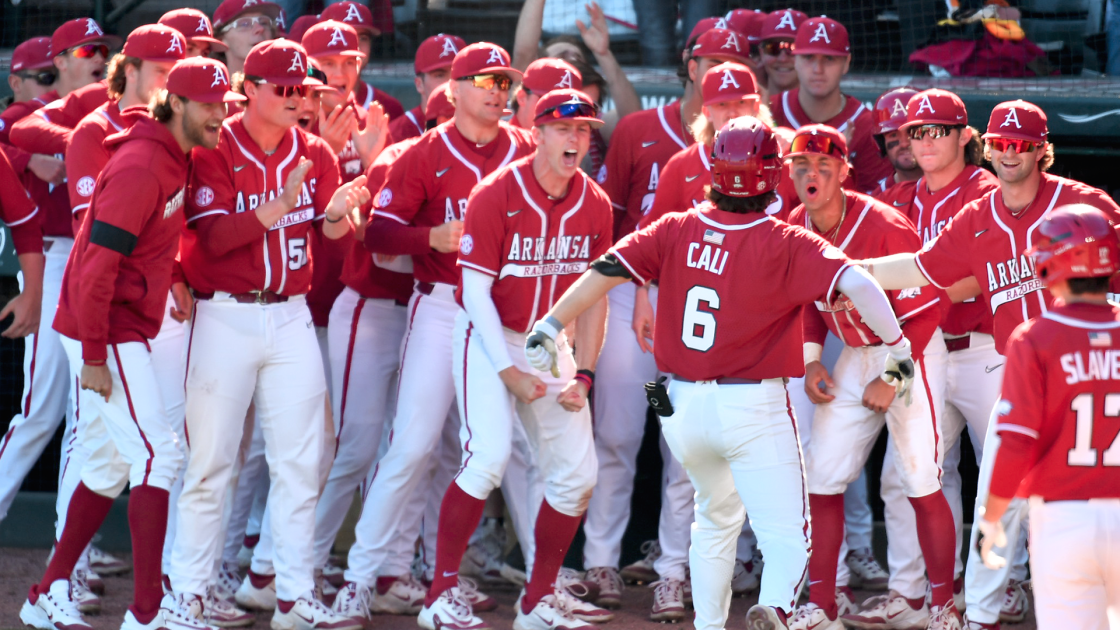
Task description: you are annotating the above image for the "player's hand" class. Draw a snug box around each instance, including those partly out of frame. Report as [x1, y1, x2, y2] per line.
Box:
[862, 377, 895, 413]
[169, 282, 194, 323]
[883, 337, 915, 406]
[353, 101, 390, 169]
[500, 367, 548, 405]
[525, 316, 563, 376]
[429, 220, 464, 253]
[81, 363, 113, 402]
[318, 104, 358, 155]
[976, 516, 1008, 570]
[804, 360, 835, 404]
[263, 157, 314, 223]
[0, 289, 41, 338]
[326, 175, 371, 223]
[576, 2, 611, 58]
[631, 286, 655, 353]
[28, 154, 66, 185]
[557, 378, 589, 412]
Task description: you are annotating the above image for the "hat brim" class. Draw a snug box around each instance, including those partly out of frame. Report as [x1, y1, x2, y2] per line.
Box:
[16, 59, 57, 71]
[791, 45, 849, 56]
[310, 49, 364, 59]
[191, 35, 229, 53]
[784, 150, 849, 166]
[694, 52, 751, 64]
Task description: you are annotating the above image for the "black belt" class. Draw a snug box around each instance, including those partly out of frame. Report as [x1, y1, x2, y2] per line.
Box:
[193, 290, 290, 305]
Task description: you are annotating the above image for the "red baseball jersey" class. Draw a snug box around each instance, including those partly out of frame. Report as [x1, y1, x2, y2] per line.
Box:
[354, 80, 404, 120]
[0, 148, 43, 255]
[1, 93, 74, 238]
[611, 203, 851, 380]
[180, 113, 342, 296]
[915, 172, 1120, 355]
[388, 105, 426, 143]
[456, 154, 613, 332]
[875, 177, 917, 208]
[340, 139, 416, 304]
[991, 302, 1120, 500]
[369, 120, 535, 286]
[769, 89, 893, 194]
[66, 102, 139, 228]
[598, 99, 694, 242]
[9, 82, 110, 156]
[790, 190, 940, 351]
[52, 116, 190, 363]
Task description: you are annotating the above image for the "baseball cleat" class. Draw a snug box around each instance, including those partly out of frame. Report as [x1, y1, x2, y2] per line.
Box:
[556, 568, 600, 604]
[418, 587, 490, 630]
[203, 591, 255, 628]
[271, 595, 363, 630]
[928, 602, 962, 630]
[89, 546, 131, 576]
[370, 576, 425, 615]
[582, 568, 622, 609]
[619, 541, 660, 584]
[215, 563, 241, 603]
[313, 571, 338, 607]
[323, 564, 345, 589]
[500, 563, 527, 587]
[962, 615, 999, 629]
[731, 559, 760, 595]
[836, 586, 856, 617]
[846, 548, 889, 591]
[122, 596, 219, 630]
[460, 519, 508, 585]
[235, 572, 277, 611]
[85, 570, 105, 596]
[544, 587, 614, 624]
[457, 577, 497, 613]
[841, 592, 928, 629]
[71, 570, 102, 614]
[649, 579, 685, 623]
[20, 580, 93, 630]
[513, 593, 591, 630]
[998, 580, 1028, 623]
[332, 582, 372, 622]
[787, 604, 843, 630]
[745, 604, 787, 630]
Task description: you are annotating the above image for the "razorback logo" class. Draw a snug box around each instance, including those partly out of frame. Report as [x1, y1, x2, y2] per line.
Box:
[775, 11, 798, 31]
[167, 33, 185, 55]
[210, 64, 229, 88]
[809, 22, 831, 44]
[914, 94, 935, 116]
[556, 70, 574, 89]
[197, 17, 211, 34]
[721, 31, 741, 52]
[890, 97, 907, 118]
[440, 36, 459, 57]
[485, 46, 506, 66]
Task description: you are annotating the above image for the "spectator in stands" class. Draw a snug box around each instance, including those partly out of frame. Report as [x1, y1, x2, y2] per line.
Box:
[758, 8, 807, 96]
[213, 0, 281, 74]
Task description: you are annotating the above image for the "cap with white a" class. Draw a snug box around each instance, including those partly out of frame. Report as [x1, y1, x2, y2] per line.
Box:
[691, 28, 751, 64]
[166, 57, 246, 103]
[51, 18, 123, 57]
[301, 20, 362, 59]
[11, 37, 54, 73]
[415, 33, 466, 74]
[450, 42, 522, 82]
[159, 8, 228, 53]
[122, 24, 188, 63]
[983, 100, 1048, 143]
[701, 62, 759, 106]
[791, 16, 850, 56]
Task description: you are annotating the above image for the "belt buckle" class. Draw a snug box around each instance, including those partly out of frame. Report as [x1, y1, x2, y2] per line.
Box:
[250, 290, 268, 305]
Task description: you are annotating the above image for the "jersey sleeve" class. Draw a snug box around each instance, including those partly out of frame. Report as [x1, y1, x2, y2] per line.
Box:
[783, 225, 852, 305]
[185, 145, 267, 257]
[311, 139, 342, 220]
[372, 140, 429, 225]
[66, 119, 110, 217]
[599, 121, 634, 233]
[609, 215, 668, 285]
[914, 198, 981, 289]
[0, 149, 42, 255]
[458, 178, 508, 277]
[882, 216, 940, 322]
[9, 101, 71, 156]
[988, 323, 1045, 498]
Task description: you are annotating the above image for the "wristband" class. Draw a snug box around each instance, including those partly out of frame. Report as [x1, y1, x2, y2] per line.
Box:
[325, 213, 345, 223]
[84, 360, 106, 366]
[573, 373, 593, 391]
[577, 368, 596, 382]
[532, 315, 564, 340]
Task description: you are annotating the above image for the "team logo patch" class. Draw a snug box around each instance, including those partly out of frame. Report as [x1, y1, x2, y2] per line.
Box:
[76, 176, 96, 197]
[596, 165, 607, 185]
[460, 234, 474, 255]
[377, 188, 392, 208]
[195, 186, 215, 207]
[996, 399, 1012, 416]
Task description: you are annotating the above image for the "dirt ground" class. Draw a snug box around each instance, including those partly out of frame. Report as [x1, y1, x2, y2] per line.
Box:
[0, 548, 1037, 630]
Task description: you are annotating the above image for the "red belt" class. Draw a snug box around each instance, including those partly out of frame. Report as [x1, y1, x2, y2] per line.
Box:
[416, 282, 434, 296]
[945, 335, 971, 353]
[674, 376, 764, 385]
[193, 290, 290, 304]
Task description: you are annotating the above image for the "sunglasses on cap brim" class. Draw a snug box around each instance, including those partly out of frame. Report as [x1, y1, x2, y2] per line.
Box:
[537, 101, 600, 123]
[17, 70, 58, 86]
[789, 134, 846, 161]
[906, 124, 962, 141]
[459, 74, 513, 91]
[986, 137, 1041, 153]
[70, 43, 110, 59]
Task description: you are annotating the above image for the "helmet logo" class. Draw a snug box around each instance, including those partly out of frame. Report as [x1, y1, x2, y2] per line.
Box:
[556, 70, 574, 89]
[809, 23, 831, 44]
[914, 94, 935, 116]
[288, 51, 305, 73]
[440, 37, 459, 57]
[776, 11, 797, 31]
[344, 3, 363, 23]
[891, 98, 907, 118]
[756, 181, 766, 191]
[486, 46, 506, 66]
[722, 32, 741, 52]
[718, 69, 740, 91]
[1001, 107, 1022, 129]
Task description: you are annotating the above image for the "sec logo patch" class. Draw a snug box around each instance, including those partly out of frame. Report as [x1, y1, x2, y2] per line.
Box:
[377, 188, 392, 208]
[460, 234, 474, 255]
[76, 176, 96, 197]
[195, 186, 215, 207]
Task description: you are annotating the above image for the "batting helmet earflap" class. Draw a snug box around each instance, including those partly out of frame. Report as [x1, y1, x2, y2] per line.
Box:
[710, 116, 783, 198]
[1029, 204, 1120, 286]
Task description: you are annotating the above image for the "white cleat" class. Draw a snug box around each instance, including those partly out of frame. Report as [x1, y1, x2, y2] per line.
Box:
[71, 570, 102, 614]
[457, 577, 497, 613]
[619, 541, 660, 585]
[999, 580, 1028, 623]
[841, 592, 928, 630]
[788, 603, 843, 630]
[203, 590, 255, 628]
[418, 587, 490, 630]
[20, 580, 93, 630]
[649, 579, 685, 623]
[157, 593, 221, 630]
[235, 573, 277, 611]
[731, 559, 760, 596]
[89, 547, 131, 576]
[928, 602, 962, 630]
[331, 582, 372, 623]
[582, 568, 622, 610]
[513, 593, 592, 630]
[552, 587, 613, 624]
[371, 576, 426, 615]
[271, 594, 363, 630]
[846, 548, 889, 591]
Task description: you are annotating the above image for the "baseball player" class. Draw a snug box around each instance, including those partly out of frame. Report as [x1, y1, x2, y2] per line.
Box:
[769, 17, 893, 193]
[160, 8, 229, 58]
[330, 41, 533, 624]
[167, 39, 370, 630]
[863, 99, 1120, 630]
[0, 149, 44, 340]
[320, 1, 405, 119]
[526, 115, 916, 630]
[781, 125, 959, 630]
[388, 34, 464, 142]
[417, 87, 611, 630]
[212, 0, 281, 74]
[854, 89, 1002, 628]
[868, 87, 921, 196]
[511, 58, 583, 129]
[756, 8, 807, 96]
[19, 56, 241, 630]
[976, 204, 1120, 630]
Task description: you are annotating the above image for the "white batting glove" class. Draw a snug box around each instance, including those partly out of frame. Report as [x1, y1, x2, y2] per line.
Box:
[525, 316, 563, 377]
[976, 514, 1008, 570]
[882, 337, 915, 406]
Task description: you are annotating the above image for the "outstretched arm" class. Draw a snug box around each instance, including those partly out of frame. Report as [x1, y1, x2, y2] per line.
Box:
[863, 252, 930, 291]
[512, 0, 547, 71]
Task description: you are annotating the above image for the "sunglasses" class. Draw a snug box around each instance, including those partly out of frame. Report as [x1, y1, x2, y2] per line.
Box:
[907, 124, 962, 141]
[223, 15, 273, 32]
[759, 39, 792, 56]
[70, 43, 109, 59]
[307, 65, 328, 84]
[256, 81, 313, 98]
[987, 137, 1040, 153]
[538, 100, 599, 122]
[790, 133, 846, 161]
[17, 70, 57, 86]
[460, 74, 513, 91]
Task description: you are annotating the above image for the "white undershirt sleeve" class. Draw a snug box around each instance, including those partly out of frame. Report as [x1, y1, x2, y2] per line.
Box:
[836, 265, 904, 346]
[460, 268, 515, 373]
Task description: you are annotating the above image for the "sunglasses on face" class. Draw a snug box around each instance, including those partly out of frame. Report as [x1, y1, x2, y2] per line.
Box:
[760, 40, 792, 56]
[987, 137, 1040, 153]
[538, 100, 599, 122]
[459, 74, 512, 91]
[70, 43, 109, 59]
[906, 124, 961, 141]
[256, 81, 313, 98]
[790, 133, 846, 161]
[223, 15, 273, 32]
[17, 70, 57, 86]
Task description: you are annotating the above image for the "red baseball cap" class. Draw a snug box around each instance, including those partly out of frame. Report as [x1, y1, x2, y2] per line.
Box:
[450, 42, 521, 82]
[533, 88, 602, 129]
[792, 16, 850, 56]
[302, 20, 363, 59]
[159, 9, 228, 53]
[122, 24, 188, 63]
[523, 58, 583, 94]
[687, 17, 722, 48]
[786, 124, 849, 163]
[691, 28, 751, 64]
[11, 37, 54, 73]
[701, 62, 759, 106]
[321, 2, 379, 37]
[51, 18, 122, 57]
[212, 0, 282, 33]
[983, 100, 1048, 143]
[243, 39, 322, 86]
[722, 9, 767, 43]
[287, 14, 321, 43]
[760, 9, 807, 41]
[166, 57, 246, 103]
[415, 34, 466, 74]
[873, 87, 918, 135]
[901, 88, 967, 130]
[425, 84, 455, 122]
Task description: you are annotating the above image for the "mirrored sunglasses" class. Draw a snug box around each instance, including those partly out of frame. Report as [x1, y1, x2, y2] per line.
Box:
[790, 133, 846, 160]
[907, 124, 961, 141]
[986, 137, 1040, 153]
[70, 43, 109, 59]
[223, 15, 273, 32]
[460, 74, 513, 91]
[538, 100, 599, 122]
[17, 70, 57, 86]
[760, 40, 792, 56]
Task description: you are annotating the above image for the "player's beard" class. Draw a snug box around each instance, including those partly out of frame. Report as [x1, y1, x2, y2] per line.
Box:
[182, 108, 219, 150]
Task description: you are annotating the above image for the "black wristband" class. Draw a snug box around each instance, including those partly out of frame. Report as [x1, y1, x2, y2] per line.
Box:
[577, 369, 596, 382]
[325, 213, 345, 223]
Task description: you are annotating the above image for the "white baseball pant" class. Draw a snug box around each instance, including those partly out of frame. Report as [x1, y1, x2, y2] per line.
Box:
[1028, 497, 1120, 630]
[661, 378, 809, 630]
[451, 310, 596, 516]
[0, 239, 75, 523]
[221, 413, 268, 565]
[151, 297, 188, 573]
[171, 295, 326, 601]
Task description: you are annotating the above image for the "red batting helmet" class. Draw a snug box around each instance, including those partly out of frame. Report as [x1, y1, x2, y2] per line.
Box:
[874, 87, 918, 135]
[710, 116, 783, 197]
[1028, 204, 1120, 285]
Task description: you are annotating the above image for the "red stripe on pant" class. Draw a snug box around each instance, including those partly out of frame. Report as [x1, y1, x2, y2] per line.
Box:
[455, 323, 476, 477]
[113, 345, 155, 486]
[916, 357, 941, 484]
[784, 389, 811, 613]
[335, 298, 366, 459]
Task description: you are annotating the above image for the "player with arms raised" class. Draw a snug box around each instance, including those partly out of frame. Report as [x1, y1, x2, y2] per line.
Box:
[524, 116, 916, 630]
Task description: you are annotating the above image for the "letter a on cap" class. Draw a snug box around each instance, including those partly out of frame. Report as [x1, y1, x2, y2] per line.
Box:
[328, 27, 348, 47]
[86, 19, 104, 36]
[891, 98, 907, 118]
[719, 69, 740, 91]
[557, 70, 573, 89]
[211, 64, 229, 87]
[809, 22, 830, 43]
[721, 31, 741, 51]
[1002, 107, 1021, 129]
[344, 3, 362, 22]
[197, 17, 210, 33]
[776, 11, 796, 31]
[168, 34, 185, 54]
[486, 46, 505, 65]
[914, 94, 935, 116]
[288, 51, 305, 73]
[441, 37, 459, 57]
